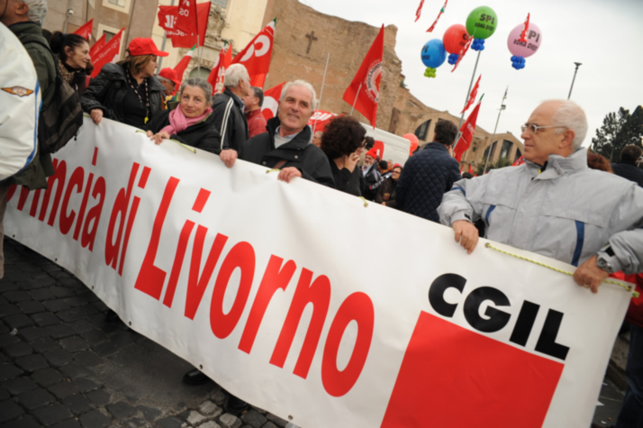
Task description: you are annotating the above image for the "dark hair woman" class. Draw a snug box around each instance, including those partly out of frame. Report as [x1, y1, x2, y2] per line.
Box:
[50, 32, 91, 96]
[81, 38, 168, 129]
[146, 78, 220, 154]
[375, 164, 403, 208]
[320, 115, 367, 196]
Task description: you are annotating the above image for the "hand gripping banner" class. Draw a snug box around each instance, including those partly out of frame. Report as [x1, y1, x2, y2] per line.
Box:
[4, 118, 633, 428]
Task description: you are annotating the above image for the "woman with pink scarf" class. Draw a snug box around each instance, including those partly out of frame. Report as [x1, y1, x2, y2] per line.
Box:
[146, 78, 220, 154]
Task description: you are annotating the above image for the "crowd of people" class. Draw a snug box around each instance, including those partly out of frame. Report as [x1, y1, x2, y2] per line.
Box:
[2, 0, 643, 426]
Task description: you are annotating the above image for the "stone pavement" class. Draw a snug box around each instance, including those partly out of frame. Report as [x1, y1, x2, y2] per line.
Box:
[0, 238, 626, 428]
[0, 239, 293, 428]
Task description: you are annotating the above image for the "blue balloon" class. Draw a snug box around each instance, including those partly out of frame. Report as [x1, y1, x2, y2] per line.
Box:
[421, 39, 447, 69]
[448, 53, 459, 65]
[471, 38, 485, 51]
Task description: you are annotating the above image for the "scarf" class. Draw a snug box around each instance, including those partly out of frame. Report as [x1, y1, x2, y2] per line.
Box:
[160, 106, 213, 135]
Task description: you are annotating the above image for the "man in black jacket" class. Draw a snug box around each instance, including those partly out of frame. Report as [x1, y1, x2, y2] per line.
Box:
[612, 145, 643, 187]
[237, 80, 334, 187]
[396, 120, 461, 222]
[213, 64, 250, 168]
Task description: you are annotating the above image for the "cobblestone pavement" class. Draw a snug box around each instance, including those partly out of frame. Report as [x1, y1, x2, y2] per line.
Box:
[0, 239, 625, 427]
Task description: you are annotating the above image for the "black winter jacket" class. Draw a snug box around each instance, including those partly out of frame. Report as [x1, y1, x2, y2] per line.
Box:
[240, 117, 335, 187]
[329, 157, 362, 196]
[612, 162, 643, 187]
[212, 88, 248, 152]
[396, 142, 461, 222]
[81, 63, 165, 128]
[146, 110, 221, 155]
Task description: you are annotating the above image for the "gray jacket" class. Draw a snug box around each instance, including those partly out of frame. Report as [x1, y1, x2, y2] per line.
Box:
[438, 148, 643, 274]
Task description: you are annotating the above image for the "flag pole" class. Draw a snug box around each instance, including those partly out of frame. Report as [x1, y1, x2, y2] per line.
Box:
[350, 82, 363, 115]
[482, 87, 508, 174]
[452, 50, 482, 149]
[197, 35, 201, 74]
[312, 52, 331, 133]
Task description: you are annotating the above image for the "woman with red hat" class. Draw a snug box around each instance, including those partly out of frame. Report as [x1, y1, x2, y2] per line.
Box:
[81, 37, 169, 129]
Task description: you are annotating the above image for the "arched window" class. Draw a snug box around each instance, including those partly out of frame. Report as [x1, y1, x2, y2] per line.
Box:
[483, 141, 497, 161]
[499, 140, 513, 160]
[189, 67, 211, 80]
[415, 119, 431, 141]
[514, 149, 522, 162]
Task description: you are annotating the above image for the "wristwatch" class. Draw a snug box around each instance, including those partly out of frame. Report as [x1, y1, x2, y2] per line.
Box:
[596, 246, 616, 274]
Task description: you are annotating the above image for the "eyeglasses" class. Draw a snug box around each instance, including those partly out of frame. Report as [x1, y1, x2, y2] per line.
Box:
[520, 123, 567, 134]
[391, 170, 401, 174]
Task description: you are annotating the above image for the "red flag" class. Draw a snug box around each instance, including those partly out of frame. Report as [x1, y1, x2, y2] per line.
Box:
[426, 0, 448, 32]
[451, 36, 471, 72]
[454, 101, 481, 162]
[90, 28, 124, 79]
[173, 45, 196, 85]
[468, 164, 474, 174]
[512, 155, 525, 167]
[461, 74, 481, 114]
[73, 19, 93, 40]
[158, 1, 210, 48]
[176, 0, 198, 40]
[415, 0, 425, 22]
[89, 33, 105, 60]
[342, 25, 384, 128]
[207, 44, 233, 95]
[230, 18, 276, 88]
[519, 13, 530, 43]
[261, 82, 285, 121]
[308, 110, 338, 133]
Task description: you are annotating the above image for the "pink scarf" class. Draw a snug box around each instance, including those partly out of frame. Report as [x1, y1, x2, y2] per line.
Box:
[160, 106, 213, 135]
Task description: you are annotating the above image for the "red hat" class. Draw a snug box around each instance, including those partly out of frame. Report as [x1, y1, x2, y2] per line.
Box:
[128, 38, 169, 57]
[158, 68, 181, 87]
[365, 149, 378, 159]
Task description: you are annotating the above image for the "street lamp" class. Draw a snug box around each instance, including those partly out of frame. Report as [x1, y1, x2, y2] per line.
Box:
[567, 62, 582, 100]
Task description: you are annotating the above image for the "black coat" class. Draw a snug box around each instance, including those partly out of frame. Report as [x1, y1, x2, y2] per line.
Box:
[146, 110, 221, 155]
[375, 177, 399, 208]
[211, 88, 248, 152]
[240, 117, 335, 187]
[396, 142, 461, 222]
[612, 162, 643, 187]
[329, 157, 362, 196]
[81, 63, 165, 128]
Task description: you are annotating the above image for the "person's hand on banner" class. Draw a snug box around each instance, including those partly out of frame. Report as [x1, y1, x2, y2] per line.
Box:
[148, 131, 171, 145]
[453, 220, 479, 254]
[278, 167, 302, 183]
[573, 255, 610, 294]
[91, 109, 103, 124]
[220, 149, 238, 168]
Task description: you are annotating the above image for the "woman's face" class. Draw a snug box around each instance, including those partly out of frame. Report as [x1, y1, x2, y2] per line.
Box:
[65, 41, 90, 69]
[391, 167, 402, 181]
[180, 85, 209, 118]
[141, 56, 158, 78]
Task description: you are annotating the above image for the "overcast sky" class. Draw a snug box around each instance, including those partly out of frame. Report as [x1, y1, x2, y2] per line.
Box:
[300, 0, 643, 147]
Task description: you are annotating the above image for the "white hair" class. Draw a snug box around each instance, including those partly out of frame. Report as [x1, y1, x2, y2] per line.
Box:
[282, 80, 317, 110]
[224, 64, 249, 88]
[24, 0, 48, 25]
[547, 99, 588, 151]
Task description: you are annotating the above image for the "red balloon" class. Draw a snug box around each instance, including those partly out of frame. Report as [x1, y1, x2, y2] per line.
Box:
[443, 24, 469, 54]
[403, 133, 419, 154]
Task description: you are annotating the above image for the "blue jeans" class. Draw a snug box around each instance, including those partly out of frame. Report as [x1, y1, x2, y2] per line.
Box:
[616, 323, 643, 428]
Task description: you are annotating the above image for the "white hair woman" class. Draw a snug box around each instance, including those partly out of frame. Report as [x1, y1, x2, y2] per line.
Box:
[146, 78, 220, 154]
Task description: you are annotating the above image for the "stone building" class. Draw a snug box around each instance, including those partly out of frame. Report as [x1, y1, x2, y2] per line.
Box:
[43, 0, 160, 58]
[262, 0, 522, 170]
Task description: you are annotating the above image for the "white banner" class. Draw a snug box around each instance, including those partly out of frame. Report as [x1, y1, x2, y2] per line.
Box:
[5, 118, 632, 428]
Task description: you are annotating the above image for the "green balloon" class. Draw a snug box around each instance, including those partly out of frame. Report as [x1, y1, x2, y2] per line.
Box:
[466, 6, 498, 40]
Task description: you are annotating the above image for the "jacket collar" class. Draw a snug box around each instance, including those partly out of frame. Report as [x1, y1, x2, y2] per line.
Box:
[224, 88, 245, 110]
[245, 109, 262, 120]
[9, 21, 41, 36]
[424, 142, 450, 152]
[529, 148, 588, 180]
[266, 116, 311, 151]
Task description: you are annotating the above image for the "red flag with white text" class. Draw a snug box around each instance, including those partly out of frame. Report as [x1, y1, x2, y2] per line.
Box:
[513, 155, 525, 166]
[342, 25, 384, 128]
[89, 33, 105, 60]
[73, 19, 93, 40]
[90, 28, 124, 79]
[260, 82, 285, 121]
[230, 18, 276, 88]
[173, 45, 196, 84]
[461, 74, 481, 114]
[207, 44, 233, 95]
[454, 101, 481, 162]
[158, 1, 210, 48]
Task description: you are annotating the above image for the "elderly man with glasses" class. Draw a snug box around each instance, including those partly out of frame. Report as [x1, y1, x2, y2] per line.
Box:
[438, 99, 643, 295]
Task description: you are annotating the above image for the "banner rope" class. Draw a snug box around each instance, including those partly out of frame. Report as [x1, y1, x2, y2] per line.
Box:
[484, 243, 639, 298]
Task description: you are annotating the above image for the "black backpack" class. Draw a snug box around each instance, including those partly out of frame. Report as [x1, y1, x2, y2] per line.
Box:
[18, 34, 83, 154]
